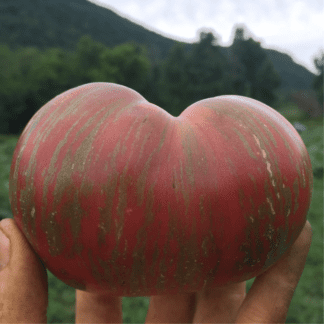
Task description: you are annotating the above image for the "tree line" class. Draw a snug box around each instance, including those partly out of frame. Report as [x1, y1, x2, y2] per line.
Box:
[0, 27, 322, 135]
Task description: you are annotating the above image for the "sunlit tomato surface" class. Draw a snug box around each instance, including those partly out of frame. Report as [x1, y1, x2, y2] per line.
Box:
[9, 83, 313, 297]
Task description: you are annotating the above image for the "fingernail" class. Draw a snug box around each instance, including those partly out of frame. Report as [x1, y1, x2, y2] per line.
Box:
[0, 227, 10, 271]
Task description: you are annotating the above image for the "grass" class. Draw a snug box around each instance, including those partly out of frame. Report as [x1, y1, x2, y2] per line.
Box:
[0, 109, 322, 323]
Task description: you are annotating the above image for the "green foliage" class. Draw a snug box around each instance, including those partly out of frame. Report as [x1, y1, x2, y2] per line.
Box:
[231, 26, 281, 106]
[298, 119, 324, 179]
[312, 50, 323, 105]
[156, 28, 283, 116]
[1, 23, 322, 135]
[158, 43, 192, 115]
[255, 59, 281, 105]
[0, 44, 33, 133]
[276, 101, 309, 122]
[158, 30, 243, 116]
[0, 135, 16, 219]
[122, 297, 150, 323]
[47, 270, 75, 323]
[70, 34, 109, 84]
[0, 28, 286, 132]
[186, 32, 229, 103]
[23, 47, 75, 106]
[61, 35, 150, 92]
[99, 42, 151, 92]
[0, 36, 151, 134]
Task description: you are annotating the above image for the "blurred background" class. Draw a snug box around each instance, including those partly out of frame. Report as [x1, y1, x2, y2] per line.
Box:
[0, 0, 323, 323]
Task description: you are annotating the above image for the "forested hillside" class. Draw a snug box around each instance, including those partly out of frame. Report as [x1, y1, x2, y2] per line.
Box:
[0, 0, 316, 92]
[0, 0, 322, 136]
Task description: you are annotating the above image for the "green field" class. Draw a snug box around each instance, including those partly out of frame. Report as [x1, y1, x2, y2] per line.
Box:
[0, 107, 322, 323]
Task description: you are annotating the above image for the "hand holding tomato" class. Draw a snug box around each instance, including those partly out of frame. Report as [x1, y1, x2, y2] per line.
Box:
[6, 83, 314, 321]
[0, 217, 124, 323]
[0, 218, 312, 323]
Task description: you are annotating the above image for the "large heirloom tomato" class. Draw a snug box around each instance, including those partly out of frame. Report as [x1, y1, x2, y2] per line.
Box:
[9, 83, 313, 297]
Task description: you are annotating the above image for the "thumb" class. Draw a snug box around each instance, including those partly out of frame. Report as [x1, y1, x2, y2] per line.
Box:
[0, 218, 48, 323]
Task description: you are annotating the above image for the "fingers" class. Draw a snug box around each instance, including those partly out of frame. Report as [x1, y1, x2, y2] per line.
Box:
[75, 290, 122, 323]
[145, 292, 196, 323]
[0, 218, 48, 323]
[235, 221, 313, 323]
[192, 281, 246, 323]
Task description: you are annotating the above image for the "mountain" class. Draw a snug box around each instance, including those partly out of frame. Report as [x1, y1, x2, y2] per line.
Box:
[0, 0, 179, 63]
[0, 0, 316, 93]
[265, 49, 315, 93]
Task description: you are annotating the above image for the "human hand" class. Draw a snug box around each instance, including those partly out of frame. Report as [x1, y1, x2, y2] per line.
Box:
[145, 220, 313, 323]
[0, 218, 122, 323]
[0, 218, 312, 323]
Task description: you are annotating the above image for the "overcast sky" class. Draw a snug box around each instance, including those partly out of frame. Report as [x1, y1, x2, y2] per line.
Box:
[88, 0, 323, 74]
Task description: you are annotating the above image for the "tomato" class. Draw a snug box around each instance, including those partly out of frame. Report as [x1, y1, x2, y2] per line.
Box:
[9, 83, 313, 296]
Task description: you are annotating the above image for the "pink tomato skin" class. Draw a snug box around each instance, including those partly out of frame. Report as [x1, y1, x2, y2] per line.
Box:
[9, 83, 313, 297]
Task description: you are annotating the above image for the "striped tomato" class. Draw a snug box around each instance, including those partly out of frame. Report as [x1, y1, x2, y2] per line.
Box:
[9, 83, 313, 296]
